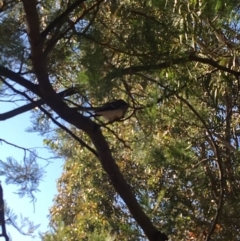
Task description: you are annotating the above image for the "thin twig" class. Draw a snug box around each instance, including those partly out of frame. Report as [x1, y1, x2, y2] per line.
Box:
[0, 138, 50, 161]
[176, 95, 224, 241]
[2, 79, 98, 157]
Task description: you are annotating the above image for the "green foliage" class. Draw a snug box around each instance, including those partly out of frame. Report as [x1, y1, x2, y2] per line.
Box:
[1, 0, 240, 240]
[40, 1, 239, 238]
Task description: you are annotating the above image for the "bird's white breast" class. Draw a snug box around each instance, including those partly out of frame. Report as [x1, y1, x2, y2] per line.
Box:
[96, 109, 124, 121]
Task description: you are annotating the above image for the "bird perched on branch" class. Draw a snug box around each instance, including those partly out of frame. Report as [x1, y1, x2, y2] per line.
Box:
[77, 99, 129, 122]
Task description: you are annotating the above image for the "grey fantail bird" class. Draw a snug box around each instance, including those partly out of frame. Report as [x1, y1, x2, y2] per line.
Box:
[77, 99, 129, 122]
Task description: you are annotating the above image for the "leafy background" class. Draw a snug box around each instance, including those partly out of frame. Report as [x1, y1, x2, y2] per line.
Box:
[1, 0, 240, 240]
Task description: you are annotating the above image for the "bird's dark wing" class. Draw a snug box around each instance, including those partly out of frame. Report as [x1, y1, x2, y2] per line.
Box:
[95, 99, 128, 112]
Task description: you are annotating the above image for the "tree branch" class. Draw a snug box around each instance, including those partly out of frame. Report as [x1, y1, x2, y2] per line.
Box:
[102, 54, 240, 82]
[43, 0, 103, 56]
[0, 138, 51, 161]
[0, 86, 78, 121]
[41, 0, 87, 38]
[189, 54, 240, 77]
[0, 66, 39, 95]
[2, 79, 98, 157]
[4, 1, 238, 240]
[22, 1, 168, 240]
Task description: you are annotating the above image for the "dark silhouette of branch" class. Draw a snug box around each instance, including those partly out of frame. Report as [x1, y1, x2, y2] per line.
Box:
[0, 66, 39, 95]
[0, 184, 9, 241]
[43, 109, 99, 157]
[0, 85, 78, 121]
[101, 54, 240, 83]
[188, 54, 240, 77]
[102, 124, 132, 150]
[0, 138, 51, 161]
[41, 0, 106, 38]
[2, 79, 99, 157]
[41, 0, 86, 37]
[22, 1, 168, 240]
[43, 0, 103, 56]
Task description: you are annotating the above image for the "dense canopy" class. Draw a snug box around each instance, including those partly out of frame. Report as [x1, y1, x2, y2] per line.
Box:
[1, 0, 240, 240]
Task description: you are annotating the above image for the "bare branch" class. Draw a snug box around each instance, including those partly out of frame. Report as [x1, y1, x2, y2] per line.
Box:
[101, 55, 240, 83]
[41, 0, 88, 38]
[189, 54, 240, 77]
[0, 138, 50, 161]
[43, 0, 103, 56]
[2, 79, 98, 157]
[0, 66, 39, 95]
[0, 86, 78, 121]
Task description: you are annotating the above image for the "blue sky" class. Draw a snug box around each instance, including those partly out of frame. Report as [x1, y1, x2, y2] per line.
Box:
[0, 104, 64, 240]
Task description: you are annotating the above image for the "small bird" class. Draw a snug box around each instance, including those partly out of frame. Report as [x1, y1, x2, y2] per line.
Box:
[77, 99, 129, 122]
